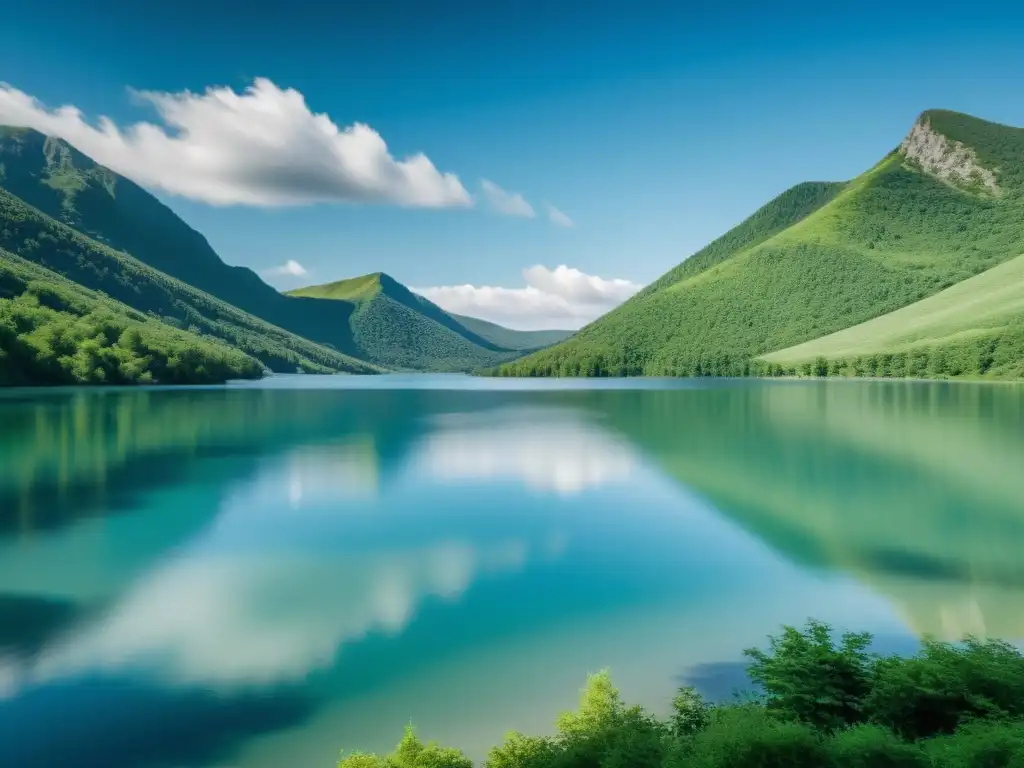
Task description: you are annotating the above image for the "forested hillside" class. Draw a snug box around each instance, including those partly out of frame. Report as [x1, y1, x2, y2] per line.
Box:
[498, 111, 1024, 379]
[0, 248, 263, 385]
[0, 186, 380, 375]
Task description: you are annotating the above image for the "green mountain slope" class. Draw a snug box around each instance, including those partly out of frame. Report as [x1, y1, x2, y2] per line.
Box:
[0, 185, 380, 375]
[761, 253, 1024, 379]
[287, 273, 555, 371]
[498, 110, 1024, 378]
[0, 248, 263, 385]
[446, 313, 574, 351]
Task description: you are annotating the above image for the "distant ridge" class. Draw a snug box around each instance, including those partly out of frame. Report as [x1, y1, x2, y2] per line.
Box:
[288, 272, 571, 370]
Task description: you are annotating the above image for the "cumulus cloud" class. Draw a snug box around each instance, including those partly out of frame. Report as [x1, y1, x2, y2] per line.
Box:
[480, 179, 535, 218]
[264, 259, 308, 278]
[0, 78, 471, 208]
[414, 265, 643, 331]
[547, 204, 574, 227]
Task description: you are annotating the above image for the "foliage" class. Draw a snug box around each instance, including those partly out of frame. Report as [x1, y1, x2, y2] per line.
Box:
[497, 111, 1024, 380]
[0, 248, 262, 385]
[743, 619, 875, 732]
[336, 620, 1024, 768]
[669, 686, 712, 739]
[922, 720, 1024, 768]
[681, 705, 828, 768]
[867, 636, 1024, 740]
[337, 724, 473, 768]
[825, 724, 928, 768]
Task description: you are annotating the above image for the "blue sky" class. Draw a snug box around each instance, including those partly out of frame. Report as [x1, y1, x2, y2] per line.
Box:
[2, 0, 1024, 328]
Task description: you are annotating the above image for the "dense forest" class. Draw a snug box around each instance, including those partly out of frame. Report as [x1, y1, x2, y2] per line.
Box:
[0, 248, 263, 385]
[337, 620, 1024, 767]
[498, 111, 1024, 380]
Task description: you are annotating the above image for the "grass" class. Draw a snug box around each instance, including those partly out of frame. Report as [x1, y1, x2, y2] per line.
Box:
[287, 272, 387, 302]
[497, 110, 1024, 379]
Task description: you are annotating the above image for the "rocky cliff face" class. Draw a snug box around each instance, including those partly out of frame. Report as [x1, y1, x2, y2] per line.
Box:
[899, 115, 1000, 195]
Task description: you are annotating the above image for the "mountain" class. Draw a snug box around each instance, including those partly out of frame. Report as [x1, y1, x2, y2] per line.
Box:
[0, 127, 567, 374]
[0, 127, 374, 356]
[287, 273, 566, 371]
[498, 110, 1024, 379]
[0, 182, 380, 376]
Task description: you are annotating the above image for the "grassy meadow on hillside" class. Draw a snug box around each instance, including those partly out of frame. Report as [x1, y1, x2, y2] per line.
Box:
[497, 111, 1024, 379]
[760, 253, 1024, 379]
[0, 248, 263, 385]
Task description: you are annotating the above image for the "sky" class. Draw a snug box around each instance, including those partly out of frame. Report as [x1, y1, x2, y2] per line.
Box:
[1, 0, 1024, 329]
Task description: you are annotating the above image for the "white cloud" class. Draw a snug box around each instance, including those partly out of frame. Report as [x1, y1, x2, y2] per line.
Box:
[414, 264, 643, 331]
[480, 179, 535, 218]
[0, 78, 471, 208]
[264, 259, 307, 277]
[547, 204, 574, 227]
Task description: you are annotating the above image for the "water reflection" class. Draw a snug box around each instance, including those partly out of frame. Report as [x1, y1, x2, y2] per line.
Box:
[0, 379, 1022, 767]
[591, 381, 1024, 640]
[412, 408, 635, 493]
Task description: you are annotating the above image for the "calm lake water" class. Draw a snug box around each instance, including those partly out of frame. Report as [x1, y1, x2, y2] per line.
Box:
[1, 375, 1023, 767]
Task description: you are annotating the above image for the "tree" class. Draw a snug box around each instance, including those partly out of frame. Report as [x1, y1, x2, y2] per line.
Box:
[744, 619, 874, 732]
[670, 685, 711, 738]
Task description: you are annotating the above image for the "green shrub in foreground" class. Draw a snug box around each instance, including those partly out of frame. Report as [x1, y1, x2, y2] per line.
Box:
[338, 620, 1024, 767]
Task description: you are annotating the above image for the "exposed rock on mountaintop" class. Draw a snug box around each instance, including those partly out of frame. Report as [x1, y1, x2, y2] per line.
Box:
[899, 115, 1000, 194]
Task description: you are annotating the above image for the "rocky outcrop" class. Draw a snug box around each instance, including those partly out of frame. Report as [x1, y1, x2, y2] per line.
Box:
[899, 116, 1000, 195]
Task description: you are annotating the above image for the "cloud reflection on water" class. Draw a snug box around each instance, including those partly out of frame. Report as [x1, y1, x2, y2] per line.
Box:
[413, 408, 637, 493]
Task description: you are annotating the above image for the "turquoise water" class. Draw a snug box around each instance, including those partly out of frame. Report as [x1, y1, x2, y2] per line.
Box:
[1, 375, 1023, 767]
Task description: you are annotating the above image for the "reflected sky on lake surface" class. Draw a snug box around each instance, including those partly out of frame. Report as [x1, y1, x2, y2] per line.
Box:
[0, 378, 1022, 767]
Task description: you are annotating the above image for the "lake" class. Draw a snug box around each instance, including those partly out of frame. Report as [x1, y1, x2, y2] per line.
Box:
[1, 375, 1022, 767]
